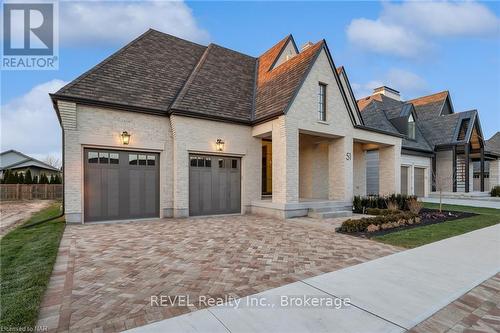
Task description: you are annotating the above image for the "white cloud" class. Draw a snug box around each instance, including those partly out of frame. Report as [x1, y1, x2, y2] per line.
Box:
[347, 1, 500, 58]
[382, 1, 500, 37]
[347, 18, 427, 58]
[1, 80, 67, 161]
[59, 1, 209, 45]
[352, 69, 428, 99]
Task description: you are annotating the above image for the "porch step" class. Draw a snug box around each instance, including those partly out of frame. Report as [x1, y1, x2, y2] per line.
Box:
[308, 210, 352, 219]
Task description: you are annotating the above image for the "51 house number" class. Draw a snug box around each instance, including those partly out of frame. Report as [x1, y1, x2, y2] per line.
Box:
[346, 153, 351, 160]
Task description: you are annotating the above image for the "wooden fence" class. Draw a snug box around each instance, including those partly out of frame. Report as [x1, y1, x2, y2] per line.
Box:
[0, 184, 63, 201]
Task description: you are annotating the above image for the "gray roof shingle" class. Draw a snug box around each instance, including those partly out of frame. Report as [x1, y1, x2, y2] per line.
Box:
[170, 44, 256, 122]
[485, 132, 500, 155]
[55, 29, 206, 112]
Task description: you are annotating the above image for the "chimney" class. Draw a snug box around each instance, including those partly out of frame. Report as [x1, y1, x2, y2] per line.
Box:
[372, 86, 400, 101]
[301, 42, 314, 52]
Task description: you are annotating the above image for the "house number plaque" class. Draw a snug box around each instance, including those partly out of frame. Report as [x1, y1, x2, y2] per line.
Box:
[346, 153, 351, 161]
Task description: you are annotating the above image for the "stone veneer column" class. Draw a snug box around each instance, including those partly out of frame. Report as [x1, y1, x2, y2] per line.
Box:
[58, 101, 82, 223]
[170, 116, 189, 217]
[489, 159, 500, 191]
[352, 143, 366, 196]
[272, 117, 299, 204]
[328, 137, 353, 201]
[379, 144, 401, 195]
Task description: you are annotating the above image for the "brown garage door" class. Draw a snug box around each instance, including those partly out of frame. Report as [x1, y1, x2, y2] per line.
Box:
[189, 154, 241, 216]
[414, 167, 425, 197]
[84, 149, 159, 222]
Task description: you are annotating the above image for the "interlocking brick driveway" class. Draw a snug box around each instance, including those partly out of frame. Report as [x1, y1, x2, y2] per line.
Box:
[37, 215, 400, 333]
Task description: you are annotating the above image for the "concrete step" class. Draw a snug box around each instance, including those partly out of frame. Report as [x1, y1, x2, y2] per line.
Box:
[310, 205, 352, 213]
[308, 210, 352, 219]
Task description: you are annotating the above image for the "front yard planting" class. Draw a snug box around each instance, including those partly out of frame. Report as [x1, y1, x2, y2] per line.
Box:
[0, 202, 65, 330]
[373, 203, 500, 248]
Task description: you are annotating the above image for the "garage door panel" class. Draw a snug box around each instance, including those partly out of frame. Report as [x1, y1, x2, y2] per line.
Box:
[414, 167, 425, 197]
[189, 155, 241, 216]
[144, 169, 157, 215]
[106, 168, 120, 217]
[84, 149, 159, 222]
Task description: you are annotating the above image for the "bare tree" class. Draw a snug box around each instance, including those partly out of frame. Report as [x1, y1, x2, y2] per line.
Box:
[42, 155, 62, 169]
[432, 170, 456, 213]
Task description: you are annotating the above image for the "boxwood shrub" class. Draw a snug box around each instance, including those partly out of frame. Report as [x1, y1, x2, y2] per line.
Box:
[352, 194, 417, 213]
[339, 211, 419, 233]
[491, 186, 500, 197]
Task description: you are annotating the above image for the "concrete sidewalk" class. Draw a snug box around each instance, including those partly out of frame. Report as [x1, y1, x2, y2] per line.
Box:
[421, 197, 500, 209]
[127, 225, 500, 333]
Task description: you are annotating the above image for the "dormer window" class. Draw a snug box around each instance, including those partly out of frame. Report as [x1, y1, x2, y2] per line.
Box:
[408, 114, 415, 139]
[318, 83, 327, 121]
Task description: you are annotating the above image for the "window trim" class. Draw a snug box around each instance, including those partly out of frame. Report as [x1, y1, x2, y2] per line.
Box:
[318, 82, 327, 121]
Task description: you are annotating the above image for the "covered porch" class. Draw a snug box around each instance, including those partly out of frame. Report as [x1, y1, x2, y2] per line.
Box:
[251, 120, 402, 218]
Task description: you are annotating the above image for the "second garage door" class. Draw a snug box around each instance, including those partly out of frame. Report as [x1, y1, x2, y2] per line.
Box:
[414, 167, 425, 197]
[189, 154, 241, 216]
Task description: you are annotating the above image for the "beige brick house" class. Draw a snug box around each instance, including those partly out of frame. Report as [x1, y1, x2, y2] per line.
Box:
[52, 30, 406, 223]
[52, 30, 499, 223]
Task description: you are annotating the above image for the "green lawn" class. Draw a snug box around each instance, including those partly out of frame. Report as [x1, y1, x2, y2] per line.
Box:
[0, 202, 65, 330]
[373, 203, 500, 249]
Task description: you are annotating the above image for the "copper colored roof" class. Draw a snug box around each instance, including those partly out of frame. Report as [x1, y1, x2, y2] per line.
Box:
[357, 94, 382, 111]
[255, 40, 324, 120]
[408, 91, 448, 106]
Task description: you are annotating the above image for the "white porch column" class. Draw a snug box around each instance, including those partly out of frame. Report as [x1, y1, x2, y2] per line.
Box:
[272, 117, 299, 204]
[379, 144, 401, 195]
[328, 136, 353, 201]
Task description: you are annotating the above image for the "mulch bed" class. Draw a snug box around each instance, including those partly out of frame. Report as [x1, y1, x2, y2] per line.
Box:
[338, 208, 477, 239]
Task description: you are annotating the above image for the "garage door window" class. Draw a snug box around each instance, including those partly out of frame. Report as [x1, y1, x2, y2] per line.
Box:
[110, 153, 119, 164]
[88, 151, 98, 163]
[231, 159, 238, 168]
[147, 155, 156, 166]
[99, 152, 109, 164]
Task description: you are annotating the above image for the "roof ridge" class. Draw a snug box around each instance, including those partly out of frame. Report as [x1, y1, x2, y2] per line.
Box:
[407, 90, 449, 103]
[170, 44, 213, 111]
[209, 43, 256, 60]
[56, 29, 156, 96]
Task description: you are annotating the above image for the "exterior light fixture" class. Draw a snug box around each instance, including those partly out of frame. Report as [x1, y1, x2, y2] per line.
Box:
[216, 138, 225, 152]
[121, 131, 131, 145]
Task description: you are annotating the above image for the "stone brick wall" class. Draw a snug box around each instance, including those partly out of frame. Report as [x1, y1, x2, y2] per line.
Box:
[436, 150, 453, 192]
[59, 102, 172, 223]
[489, 159, 500, 191]
[353, 143, 366, 196]
[299, 135, 329, 199]
[379, 144, 402, 195]
[170, 115, 261, 216]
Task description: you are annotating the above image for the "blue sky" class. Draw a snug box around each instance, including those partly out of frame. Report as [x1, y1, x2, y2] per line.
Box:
[2, 1, 499, 160]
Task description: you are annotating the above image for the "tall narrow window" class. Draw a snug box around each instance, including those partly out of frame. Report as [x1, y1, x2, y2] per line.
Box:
[318, 83, 327, 121]
[408, 114, 416, 139]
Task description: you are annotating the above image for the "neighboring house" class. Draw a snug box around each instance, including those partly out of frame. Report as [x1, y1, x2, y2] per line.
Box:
[356, 87, 500, 196]
[51, 30, 405, 223]
[0, 150, 60, 180]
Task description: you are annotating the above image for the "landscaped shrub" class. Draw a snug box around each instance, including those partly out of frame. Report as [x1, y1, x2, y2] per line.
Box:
[491, 186, 500, 197]
[352, 194, 417, 213]
[365, 208, 400, 216]
[407, 198, 423, 214]
[338, 211, 419, 233]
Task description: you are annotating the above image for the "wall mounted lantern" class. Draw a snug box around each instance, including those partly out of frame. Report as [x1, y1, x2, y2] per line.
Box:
[121, 131, 131, 145]
[216, 138, 225, 152]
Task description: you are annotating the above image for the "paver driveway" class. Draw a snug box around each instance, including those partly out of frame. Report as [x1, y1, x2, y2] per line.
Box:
[37, 215, 401, 332]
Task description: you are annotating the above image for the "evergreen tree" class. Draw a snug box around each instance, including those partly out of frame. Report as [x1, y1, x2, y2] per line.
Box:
[25, 169, 33, 184]
[9, 172, 19, 184]
[39, 173, 48, 184]
[53, 174, 62, 184]
[18, 172, 25, 184]
[2, 170, 11, 184]
[33, 175, 39, 184]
